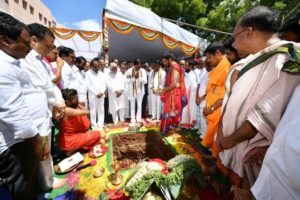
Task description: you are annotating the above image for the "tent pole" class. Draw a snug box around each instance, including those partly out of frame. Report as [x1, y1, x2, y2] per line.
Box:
[103, 15, 109, 68]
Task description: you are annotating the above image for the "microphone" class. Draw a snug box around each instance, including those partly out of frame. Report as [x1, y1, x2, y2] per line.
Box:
[74, 160, 97, 171]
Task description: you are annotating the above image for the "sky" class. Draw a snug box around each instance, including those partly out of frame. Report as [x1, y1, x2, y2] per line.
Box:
[42, 0, 106, 31]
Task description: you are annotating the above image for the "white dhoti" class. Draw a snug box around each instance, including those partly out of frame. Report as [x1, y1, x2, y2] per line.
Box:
[130, 94, 143, 123]
[88, 93, 104, 128]
[151, 93, 162, 120]
[199, 100, 207, 138]
[37, 133, 54, 190]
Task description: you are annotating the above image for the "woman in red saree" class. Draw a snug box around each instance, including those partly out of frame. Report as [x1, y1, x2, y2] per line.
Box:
[160, 54, 187, 134]
[58, 89, 108, 154]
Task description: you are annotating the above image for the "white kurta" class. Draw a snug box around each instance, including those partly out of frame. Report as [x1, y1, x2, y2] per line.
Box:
[106, 71, 126, 114]
[147, 70, 153, 115]
[120, 72, 130, 118]
[149, 69, 166, 120]
[181, 71, 198, 125]
[85, 70, 107, 128]
[251, 84, 300, 200]
[125, 67, 147, 122]
[197, 68, 209, 136]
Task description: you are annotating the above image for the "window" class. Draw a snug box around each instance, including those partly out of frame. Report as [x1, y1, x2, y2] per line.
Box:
[52, 21, 56, 27]
[22, 0, 27, 10]
[44, 17, 47, 25]
[39, 13, 42, 21]
[14, 0, 19, 4]
[30, 6, 34, 15]
[5, 0, 9, 4]
[48, 21, 51, 27]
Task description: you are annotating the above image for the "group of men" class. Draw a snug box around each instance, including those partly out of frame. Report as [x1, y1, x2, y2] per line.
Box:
[158, 6, 300, 200]
[1, 5, 300, 200]
[186, 7, 300, 200]
[60, 56, 168, 127]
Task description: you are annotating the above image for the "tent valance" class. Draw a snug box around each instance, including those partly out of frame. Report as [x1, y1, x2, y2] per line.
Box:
[107, 18, 197, 56]
[51, 28, 102, 42]
[51, 28, 102, 61]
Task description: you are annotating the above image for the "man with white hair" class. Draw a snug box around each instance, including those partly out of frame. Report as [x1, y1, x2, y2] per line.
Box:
[106, 62, 127, 124]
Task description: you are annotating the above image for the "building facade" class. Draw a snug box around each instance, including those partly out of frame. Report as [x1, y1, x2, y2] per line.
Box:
[0, 0, 56, 27]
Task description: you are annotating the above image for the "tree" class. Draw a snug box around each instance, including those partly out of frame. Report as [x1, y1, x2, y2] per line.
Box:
[130, 0, 300, 42]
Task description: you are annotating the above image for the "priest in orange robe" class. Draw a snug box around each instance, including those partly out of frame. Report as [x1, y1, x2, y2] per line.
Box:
[201, 42, 231, 156]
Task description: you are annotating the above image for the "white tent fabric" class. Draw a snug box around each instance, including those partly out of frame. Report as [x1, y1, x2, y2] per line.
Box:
[104, 0, 209, 61]
[53, 29, 102, 61]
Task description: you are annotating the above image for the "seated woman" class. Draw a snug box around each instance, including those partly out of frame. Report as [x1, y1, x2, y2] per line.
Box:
[58, 88, 108, 154]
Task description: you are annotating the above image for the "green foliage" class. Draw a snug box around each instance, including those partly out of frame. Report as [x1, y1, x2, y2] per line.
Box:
[124, 158, 205, 200]
[130, 0, 300, 42]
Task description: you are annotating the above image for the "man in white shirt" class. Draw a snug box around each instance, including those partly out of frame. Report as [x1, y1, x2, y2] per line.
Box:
[120, 62, 130, 119]
[85, 58, 107, 128]
[74, 56, 88, 106]
[180, 60, 198, 126]
[126, 59, 147, 123]
[23, 23, 66, 190]
[44, 45, 64, 89]
[149, 61, 166, 121]
[0, 12, 47, 199]
[145, 63, 152, 117]
[59, 47, 87, 106]
[106, 63, 127, 124]
[75, 56, 87, 78]
[196, 64, 209, 137]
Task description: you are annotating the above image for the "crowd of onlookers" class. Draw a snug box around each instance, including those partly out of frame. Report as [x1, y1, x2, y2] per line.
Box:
[1, 6, 300, 200]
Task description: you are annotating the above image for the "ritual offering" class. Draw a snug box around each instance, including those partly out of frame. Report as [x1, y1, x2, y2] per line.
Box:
[124, 155, 205, 200]
[109, 160, 123, 185]
[128, 123, 138, 132]
[54, 152, 84, 174]
[93, 167, 105, 178]
[88, 144, 108, 158]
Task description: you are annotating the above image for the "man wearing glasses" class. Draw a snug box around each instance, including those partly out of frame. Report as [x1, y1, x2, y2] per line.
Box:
[216, 6, 300, 198]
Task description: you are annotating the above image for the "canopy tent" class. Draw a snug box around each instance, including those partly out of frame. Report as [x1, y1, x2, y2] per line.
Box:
[51, 28, 102, 61]
[103, 0, 209, 62]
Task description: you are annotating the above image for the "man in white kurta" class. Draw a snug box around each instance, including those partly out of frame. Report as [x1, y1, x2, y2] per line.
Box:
[120, 62, 130, 119]
[145, 63, 153, 116]
[85, 59, 107, 129]
[196, 67, 209, 137]
[59, 47, 87, 106]
[126, 59, 147, 123]
[21, 23, 65, 190]
[106, 63, 127, 124]
[149, 62, 166, 120]
[180, 61, 198, 126]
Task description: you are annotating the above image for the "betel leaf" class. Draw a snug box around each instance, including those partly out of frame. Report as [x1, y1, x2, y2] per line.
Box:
[137, 178, 156, 200]
[157, 184, 172, 200]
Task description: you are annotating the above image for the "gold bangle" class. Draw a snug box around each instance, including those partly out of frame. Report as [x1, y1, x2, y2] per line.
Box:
[211, 106, 215, 111]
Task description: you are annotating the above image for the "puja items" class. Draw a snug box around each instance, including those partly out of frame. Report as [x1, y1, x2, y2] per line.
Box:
[88, 144, 108, 158]
[54, 152, 84, 174]
[109, 160, 123, 185]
